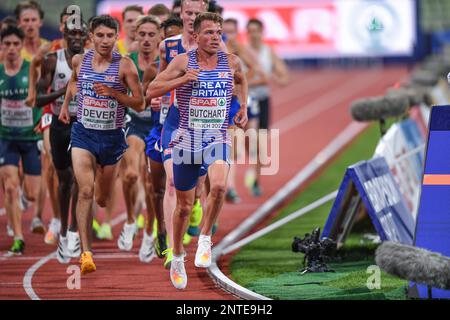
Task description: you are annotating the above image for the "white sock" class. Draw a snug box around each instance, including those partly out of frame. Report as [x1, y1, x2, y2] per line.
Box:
[199, 235, 211, 243]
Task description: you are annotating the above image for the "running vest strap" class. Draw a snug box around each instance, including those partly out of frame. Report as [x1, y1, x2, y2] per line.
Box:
[77, 50, 126, 130]
[164, 34, 186, 111]
[0, 60, 42, 141]
[174, 50, 233, 152]
[51, 49, 77, 116]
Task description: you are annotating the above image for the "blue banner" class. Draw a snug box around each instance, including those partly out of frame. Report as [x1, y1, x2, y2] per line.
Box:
[410, 105, 450, 299]
[322, 157, 415, 245]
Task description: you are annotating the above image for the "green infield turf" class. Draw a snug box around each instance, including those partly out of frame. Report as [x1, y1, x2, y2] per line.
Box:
[230, 123, 409, 300]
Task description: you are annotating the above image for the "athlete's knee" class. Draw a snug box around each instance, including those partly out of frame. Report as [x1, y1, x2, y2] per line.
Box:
[4, 181, 19, 201]
[123, 169, 139, 186]
[176, 202, 192, 218]
[79, 185, 94, 201]
[209, 182, 226, 200]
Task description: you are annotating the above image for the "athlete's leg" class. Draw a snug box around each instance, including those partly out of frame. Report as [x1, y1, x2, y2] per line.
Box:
[173, 187, 196, 256]
[120, 135, 145, 224]
[71, 148, 96, 253]
[95, 164, 119, 209]
[1, 166, 23, 239]
[163, 158, 176, 248]
[147, 157, 165, 236]
[201, 161, 229, 236]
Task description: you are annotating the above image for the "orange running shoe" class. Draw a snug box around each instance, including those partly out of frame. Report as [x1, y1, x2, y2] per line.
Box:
[80, 251, 96, 274]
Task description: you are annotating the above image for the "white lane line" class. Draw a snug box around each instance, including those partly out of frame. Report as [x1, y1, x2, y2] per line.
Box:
[23, 212, 127, 300]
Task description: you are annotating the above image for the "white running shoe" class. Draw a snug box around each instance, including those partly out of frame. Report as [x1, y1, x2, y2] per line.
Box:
[67, 231, 81, 258]
[170, 253, 187, 290]
[139, 231, 156, 263]
[6, 224, 14, 237]
[117, 222, 137, 251]
[45, 218, 61, 245]
[30, 217, 46, 234]
[195, 235, 212, 268]
[56, 236, 71, 264]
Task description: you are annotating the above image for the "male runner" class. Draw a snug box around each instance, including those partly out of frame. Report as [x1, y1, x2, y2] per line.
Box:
[116, 5, 143, 56]
[147, 0, 213, 269]
[35, 20, 88, 263]
[0, 25, 43, 255]
[59, 15, 144, 274]
[117, 15, 162, 263]
[147, 12, 248, 289]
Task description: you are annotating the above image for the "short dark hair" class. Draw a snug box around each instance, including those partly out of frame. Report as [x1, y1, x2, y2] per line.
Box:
[15, 0, 44, 20]
[247, 18, 263, 30]
[64, 19, 88, 35]
[90, 15, 119, 33]
[161, 15, 183, 31]
[1, 24, 25, 41]
[224, 18, 238, 27]
[122, 5, 144, 20]
[172, 0, 182, 9]
[193, 12, 222, 33]
[1, 16, 17, 29]
[148, 4, 171, 16]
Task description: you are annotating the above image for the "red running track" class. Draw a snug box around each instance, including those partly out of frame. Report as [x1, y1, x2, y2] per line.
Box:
[0, 66, 409, 299]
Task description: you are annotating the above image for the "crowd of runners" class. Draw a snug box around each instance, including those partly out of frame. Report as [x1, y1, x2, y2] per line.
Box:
[0, 0, 288, 289]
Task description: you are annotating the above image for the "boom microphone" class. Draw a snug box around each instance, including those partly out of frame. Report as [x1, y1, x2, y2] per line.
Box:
[375, 241, 450, 290]
[350, 94, 409, 122]
[411, 70, 439, 87]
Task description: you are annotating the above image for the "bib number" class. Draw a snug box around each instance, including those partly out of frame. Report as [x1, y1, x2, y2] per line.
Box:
[1, 99, 33, 128]
[188, 97, 227, 130]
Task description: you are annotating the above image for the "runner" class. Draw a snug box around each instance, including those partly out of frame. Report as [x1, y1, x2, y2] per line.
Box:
[35, 19, 87, 263]
[0, 25, 43, 255]
[147, 0, 214, 269]
[147, 12, 248, 289]
[117, 15, 162, 264]
[59, 15, 144, 274]
[148, 4, 171, 25]
[245, 18, 289, 196]
[116, 5, 143, 56]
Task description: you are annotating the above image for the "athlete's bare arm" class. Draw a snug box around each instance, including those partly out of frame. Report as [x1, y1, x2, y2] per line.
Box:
[93, 56, 145, 112]
[59, 54, 82, 124]
[229, 54, 248, 129]
[142, 61, 159, 106]
[147, 54, 195, 99]
[35, 53, 67, 108]
[25, 42, 53, 107]
[158, 40, 169, 73]
[271, 48, 289, 86]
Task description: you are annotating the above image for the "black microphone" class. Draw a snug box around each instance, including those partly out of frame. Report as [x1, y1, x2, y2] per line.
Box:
[350, 94, 409, 122]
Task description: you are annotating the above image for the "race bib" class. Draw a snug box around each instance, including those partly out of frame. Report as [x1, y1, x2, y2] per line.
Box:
[81, 96, 118, 130]
[159, 95, 171, 125]
[1, 99, 33, 128]
[188, 97, 227, 130]
[41, 113, 52, 128]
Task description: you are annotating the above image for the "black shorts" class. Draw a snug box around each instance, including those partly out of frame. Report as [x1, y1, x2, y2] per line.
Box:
[0, 138, 41, 175]
[50, 115, 76, 171]
[257, 97, 270, 129]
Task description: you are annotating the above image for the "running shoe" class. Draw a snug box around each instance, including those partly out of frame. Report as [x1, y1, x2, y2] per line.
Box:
[154, 232, 168, 258]
[56, 236, 71, 264]
[244, 169, 256, 190]
[67, 231, 81, 258]
[80, 251, 96, 274]
[251, 181, 262, 197]
[92, 218, 101, 238]
[30, 217, 46, 234]
[195, 235, 212, 268]
[183, 232, 192, 245]
[6, 224, 14, 237]
[117, 222, 137, 251]
[8, 239, 25, 256]
[212, 223, 218, 235]
[163, 248, 173, 269]
[97, 223, 113, 240]
[136, 213, 145, 230]
[187, 199, 203, 236]
[139, 231, 156, 263]
[0, 207, 5, 216]
[170, 253, 187, 290]
[225, 188, 241, 204]
[44, 218, 61, 245]
[151, 219, 158, 239]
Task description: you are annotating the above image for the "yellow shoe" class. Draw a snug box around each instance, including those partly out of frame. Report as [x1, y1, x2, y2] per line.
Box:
[92, 219, 100, 238]
[187, 200, 203, 236]
[183, 232, 192, 245]
[80, 251, 96, 274]
[137, 214, 145, 229]
[152, 219, 158, 239]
